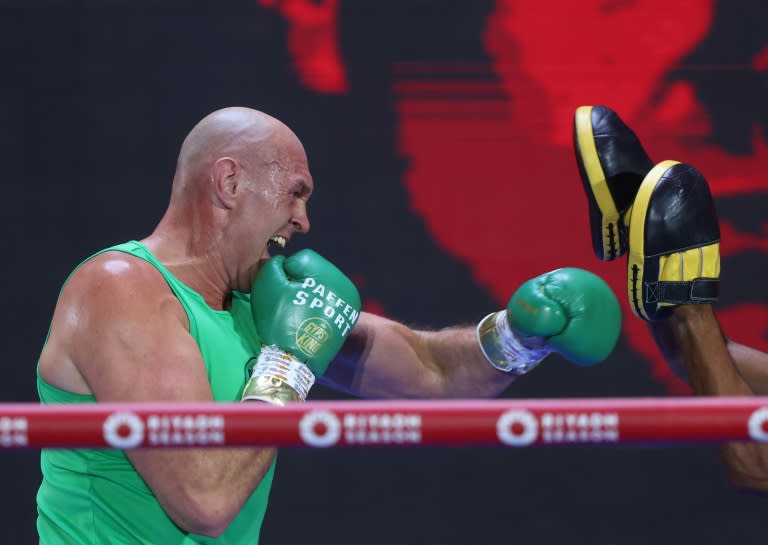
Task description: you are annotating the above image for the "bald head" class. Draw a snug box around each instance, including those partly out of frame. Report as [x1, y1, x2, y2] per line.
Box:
[180, 107, 279, 164]
[171, 107, 303, 196]
[150, 106, 313, 288]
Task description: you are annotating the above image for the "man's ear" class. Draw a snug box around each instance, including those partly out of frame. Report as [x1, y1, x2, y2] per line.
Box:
[212, 157, 240, 209]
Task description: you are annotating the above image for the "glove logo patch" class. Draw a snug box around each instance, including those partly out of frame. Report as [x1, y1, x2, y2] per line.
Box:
[296, 317, 333, 358]
[292, 279, 360, 338]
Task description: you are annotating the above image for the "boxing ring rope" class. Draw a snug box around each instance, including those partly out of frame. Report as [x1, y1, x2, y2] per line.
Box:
[1, 398, 767, 449]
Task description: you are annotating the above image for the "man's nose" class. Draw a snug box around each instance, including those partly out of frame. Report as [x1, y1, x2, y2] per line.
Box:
[292, 203, 310, 234]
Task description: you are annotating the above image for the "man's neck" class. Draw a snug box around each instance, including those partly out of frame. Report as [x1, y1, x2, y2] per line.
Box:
[141, 225, 231, 311]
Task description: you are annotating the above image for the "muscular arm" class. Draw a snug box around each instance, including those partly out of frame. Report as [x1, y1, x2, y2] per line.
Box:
[321, 312, 518, 398]
[724, 341, 768, 395]
[648, 305, 768, 493]
[647, 306, 768, 395]
[38, 254, 273, 536]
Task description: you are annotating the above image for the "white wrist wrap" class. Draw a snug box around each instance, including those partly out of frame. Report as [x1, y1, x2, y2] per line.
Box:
[476, 311, 552, 375]
[241, 345, 316, 405]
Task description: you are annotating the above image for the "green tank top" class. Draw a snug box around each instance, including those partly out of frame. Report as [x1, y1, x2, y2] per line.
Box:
[36, 241, 275, 545]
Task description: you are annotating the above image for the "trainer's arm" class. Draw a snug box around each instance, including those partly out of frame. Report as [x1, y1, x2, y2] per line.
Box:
[649, 305, 768, 493]
[648, 307, 768, 395]
[321, 312, 517, 398]
[39, 256, 274, 537]
[726, 342, 768, 394]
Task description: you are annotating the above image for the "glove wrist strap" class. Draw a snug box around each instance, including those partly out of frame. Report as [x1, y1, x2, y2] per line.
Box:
[241, 345, 316, 405]
[476, 311, 551, 375]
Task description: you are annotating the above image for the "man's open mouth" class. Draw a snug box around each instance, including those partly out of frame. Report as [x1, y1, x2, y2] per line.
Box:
[268, 235, 287, 252]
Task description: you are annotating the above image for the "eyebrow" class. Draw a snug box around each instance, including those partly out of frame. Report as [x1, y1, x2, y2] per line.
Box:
[295, 179, 313, 198]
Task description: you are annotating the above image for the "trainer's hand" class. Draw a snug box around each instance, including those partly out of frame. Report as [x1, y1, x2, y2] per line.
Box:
[242, 249, 361, 404]
[478, 268, 621, 374]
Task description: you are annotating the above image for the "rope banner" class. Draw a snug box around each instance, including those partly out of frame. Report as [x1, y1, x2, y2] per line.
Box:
[1, 398, 767, 449]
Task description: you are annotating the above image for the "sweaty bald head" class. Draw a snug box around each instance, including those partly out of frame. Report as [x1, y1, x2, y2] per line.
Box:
[171, 107, 303, 197]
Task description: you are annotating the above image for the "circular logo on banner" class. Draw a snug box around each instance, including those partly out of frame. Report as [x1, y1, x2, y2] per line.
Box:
[299, 410, 341, 447]
[497, 409, 538, 446]
[748, 407, 768, 442]
[296, 318, 333, 358]
[103, 411, 145, 449]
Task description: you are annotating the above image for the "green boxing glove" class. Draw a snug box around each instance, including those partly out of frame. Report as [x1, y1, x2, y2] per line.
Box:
[477, 268, 621, 374]
[242, 249, 361, 405]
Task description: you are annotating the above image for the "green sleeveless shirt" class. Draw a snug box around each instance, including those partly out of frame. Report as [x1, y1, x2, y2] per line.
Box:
[36, 241, 275, 545]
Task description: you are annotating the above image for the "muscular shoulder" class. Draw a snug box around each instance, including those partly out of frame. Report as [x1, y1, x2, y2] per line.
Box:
[40, 252, 189, 395]
[70, 251, 167, 297]
[43, 250, 209, 400]
[53, 251, 190, 353]
[63, 251, 184, 321]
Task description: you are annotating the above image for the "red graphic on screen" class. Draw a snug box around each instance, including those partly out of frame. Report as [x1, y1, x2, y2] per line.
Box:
[257, 0, 348, 94]
[395, 0, 768, 394]
[265, 0, 768, 395]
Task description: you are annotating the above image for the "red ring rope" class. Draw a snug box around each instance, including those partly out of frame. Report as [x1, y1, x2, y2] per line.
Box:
[1, 398, 766, 449]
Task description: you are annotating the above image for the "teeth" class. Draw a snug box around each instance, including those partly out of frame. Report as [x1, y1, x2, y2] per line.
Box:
[269, 236, 286, 248]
